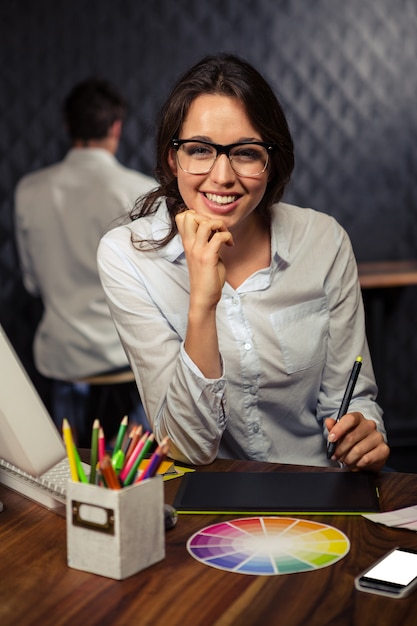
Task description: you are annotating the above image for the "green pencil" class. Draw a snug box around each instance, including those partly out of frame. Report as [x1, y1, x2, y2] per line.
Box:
[73, 443, 88, 483]
[112, 415, 128, 460]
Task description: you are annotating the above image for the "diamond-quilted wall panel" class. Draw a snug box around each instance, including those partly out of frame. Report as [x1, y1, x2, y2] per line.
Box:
[1, 0, 416, 440]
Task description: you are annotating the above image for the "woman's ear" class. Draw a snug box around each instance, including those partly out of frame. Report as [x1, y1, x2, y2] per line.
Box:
[167, 148, 178, 176]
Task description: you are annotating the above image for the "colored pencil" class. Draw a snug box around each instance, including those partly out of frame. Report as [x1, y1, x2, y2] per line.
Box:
[124, 425, 143, 462]
[111, 415, 128, 460]
[98, 426, 106, 461]
[73, 443, 88, 483]
[136, 438, 170, 483]
[112, 448, 125, 475]
[89, 418, 100, 484]
[62, 418, 78, 482]
[99, 454, 121, 490]
[119, 431, 149, 482]
[123, 433, 155, 486]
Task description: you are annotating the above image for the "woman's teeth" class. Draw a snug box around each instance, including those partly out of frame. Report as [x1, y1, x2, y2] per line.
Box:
[205, 193, 237, 205]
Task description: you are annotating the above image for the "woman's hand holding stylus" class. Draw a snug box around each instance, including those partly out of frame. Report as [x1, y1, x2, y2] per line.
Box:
[325, 413, 389, 471]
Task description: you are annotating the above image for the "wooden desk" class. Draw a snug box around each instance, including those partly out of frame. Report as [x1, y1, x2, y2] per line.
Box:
[358, 260, 417, 290]
[357, 261, 417, 409]
[1, 460, 417, 626]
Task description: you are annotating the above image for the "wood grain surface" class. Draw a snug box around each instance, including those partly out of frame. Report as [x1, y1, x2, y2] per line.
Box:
[1, 460, 417, 626]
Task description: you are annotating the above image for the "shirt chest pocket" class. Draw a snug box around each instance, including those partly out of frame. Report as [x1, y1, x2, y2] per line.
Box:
[270, 297, 329, 374]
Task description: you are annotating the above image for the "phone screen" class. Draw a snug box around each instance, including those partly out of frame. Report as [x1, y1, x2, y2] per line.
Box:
[361, 549, 417, 588]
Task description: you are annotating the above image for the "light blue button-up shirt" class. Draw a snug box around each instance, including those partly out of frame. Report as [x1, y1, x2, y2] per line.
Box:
[98, 200, 386, 467]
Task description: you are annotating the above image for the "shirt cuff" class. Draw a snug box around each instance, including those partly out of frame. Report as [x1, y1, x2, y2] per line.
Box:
[180, 341, 226, 382]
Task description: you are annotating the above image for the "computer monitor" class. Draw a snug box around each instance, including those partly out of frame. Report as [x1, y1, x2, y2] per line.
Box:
[0, 325, 66, 481]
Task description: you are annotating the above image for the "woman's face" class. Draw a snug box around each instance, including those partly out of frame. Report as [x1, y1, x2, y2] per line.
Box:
[168, 94, 269, 233]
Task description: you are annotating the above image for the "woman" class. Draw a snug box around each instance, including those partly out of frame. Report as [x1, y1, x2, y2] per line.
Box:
[98, 54, 389, 470]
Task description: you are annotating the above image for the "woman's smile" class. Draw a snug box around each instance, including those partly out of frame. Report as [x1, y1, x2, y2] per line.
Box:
[201, 191, 241, 213]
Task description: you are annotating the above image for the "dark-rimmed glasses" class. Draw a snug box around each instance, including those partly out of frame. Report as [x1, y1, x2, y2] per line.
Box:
[171, 139, 275, 177]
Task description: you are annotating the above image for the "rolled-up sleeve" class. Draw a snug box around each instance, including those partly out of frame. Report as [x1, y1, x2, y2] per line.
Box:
[97, 228, 229, 464]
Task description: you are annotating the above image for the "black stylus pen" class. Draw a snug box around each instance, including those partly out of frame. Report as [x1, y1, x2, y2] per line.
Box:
[327, 356, 362, 459]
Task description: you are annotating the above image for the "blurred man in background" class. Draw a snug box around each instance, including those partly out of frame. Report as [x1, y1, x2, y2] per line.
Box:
[15, 77, 155, 446]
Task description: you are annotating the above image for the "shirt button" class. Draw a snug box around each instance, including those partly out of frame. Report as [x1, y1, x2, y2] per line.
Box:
[244, 343, 252, 351]
[252, 424, 260, 433]
[249, 386, 257, 395]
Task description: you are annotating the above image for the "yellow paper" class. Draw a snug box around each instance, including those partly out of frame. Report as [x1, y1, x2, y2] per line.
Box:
[138, 459, 195, 481]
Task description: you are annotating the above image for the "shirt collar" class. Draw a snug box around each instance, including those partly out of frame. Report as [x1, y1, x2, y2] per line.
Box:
[65, 147, 117, 165]
[271, 203, 291, 267]
[153, 201, 292, 266]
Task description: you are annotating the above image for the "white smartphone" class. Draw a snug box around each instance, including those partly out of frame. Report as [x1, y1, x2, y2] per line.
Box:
[355, 547, 417, 598]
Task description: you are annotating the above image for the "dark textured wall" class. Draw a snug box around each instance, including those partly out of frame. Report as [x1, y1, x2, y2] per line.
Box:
[1, 0, 416, 443]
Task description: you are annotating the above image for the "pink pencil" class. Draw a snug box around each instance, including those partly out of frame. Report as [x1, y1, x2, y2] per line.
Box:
[98, 427, 106, 462]
[119, 432, 149, 482]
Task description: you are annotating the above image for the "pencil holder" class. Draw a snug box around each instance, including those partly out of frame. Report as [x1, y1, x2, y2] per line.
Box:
[66, 476, 165, 580]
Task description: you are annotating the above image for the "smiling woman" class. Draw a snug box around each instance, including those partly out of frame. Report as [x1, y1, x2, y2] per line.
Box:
[97, 53, 389, 472]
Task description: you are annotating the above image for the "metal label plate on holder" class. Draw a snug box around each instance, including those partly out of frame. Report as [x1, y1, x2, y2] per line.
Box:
[72, 499, 115, 535]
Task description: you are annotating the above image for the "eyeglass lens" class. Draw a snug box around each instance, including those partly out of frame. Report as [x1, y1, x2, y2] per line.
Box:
[176, 141, 269, 176]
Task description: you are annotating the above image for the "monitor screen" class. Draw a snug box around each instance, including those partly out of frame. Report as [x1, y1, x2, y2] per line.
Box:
[0, 325, 66, 476]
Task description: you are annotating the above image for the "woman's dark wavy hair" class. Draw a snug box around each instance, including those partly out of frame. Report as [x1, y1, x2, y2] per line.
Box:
[131, 53, 295, 248]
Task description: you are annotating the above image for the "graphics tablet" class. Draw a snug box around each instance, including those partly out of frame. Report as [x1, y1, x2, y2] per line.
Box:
[173, 471, 380, 515]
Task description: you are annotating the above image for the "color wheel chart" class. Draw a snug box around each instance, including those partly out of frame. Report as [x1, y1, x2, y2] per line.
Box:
[187, 517, 350, 576]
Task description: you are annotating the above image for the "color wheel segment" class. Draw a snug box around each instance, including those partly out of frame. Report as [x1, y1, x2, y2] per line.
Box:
[187, 517, 350, 576]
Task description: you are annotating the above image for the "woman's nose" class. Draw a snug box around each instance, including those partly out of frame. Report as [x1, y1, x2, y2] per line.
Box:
[209, 153, 236, 183]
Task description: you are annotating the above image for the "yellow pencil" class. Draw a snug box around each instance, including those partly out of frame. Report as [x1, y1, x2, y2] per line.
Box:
[62, 418, 79, 481]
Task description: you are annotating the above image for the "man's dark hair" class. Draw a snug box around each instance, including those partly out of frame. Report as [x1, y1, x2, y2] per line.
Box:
[63, 78, 127, 141]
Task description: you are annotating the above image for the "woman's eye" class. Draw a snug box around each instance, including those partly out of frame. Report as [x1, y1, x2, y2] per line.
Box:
[233, 148, 261, 161]
[184, 143, 213, 158]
